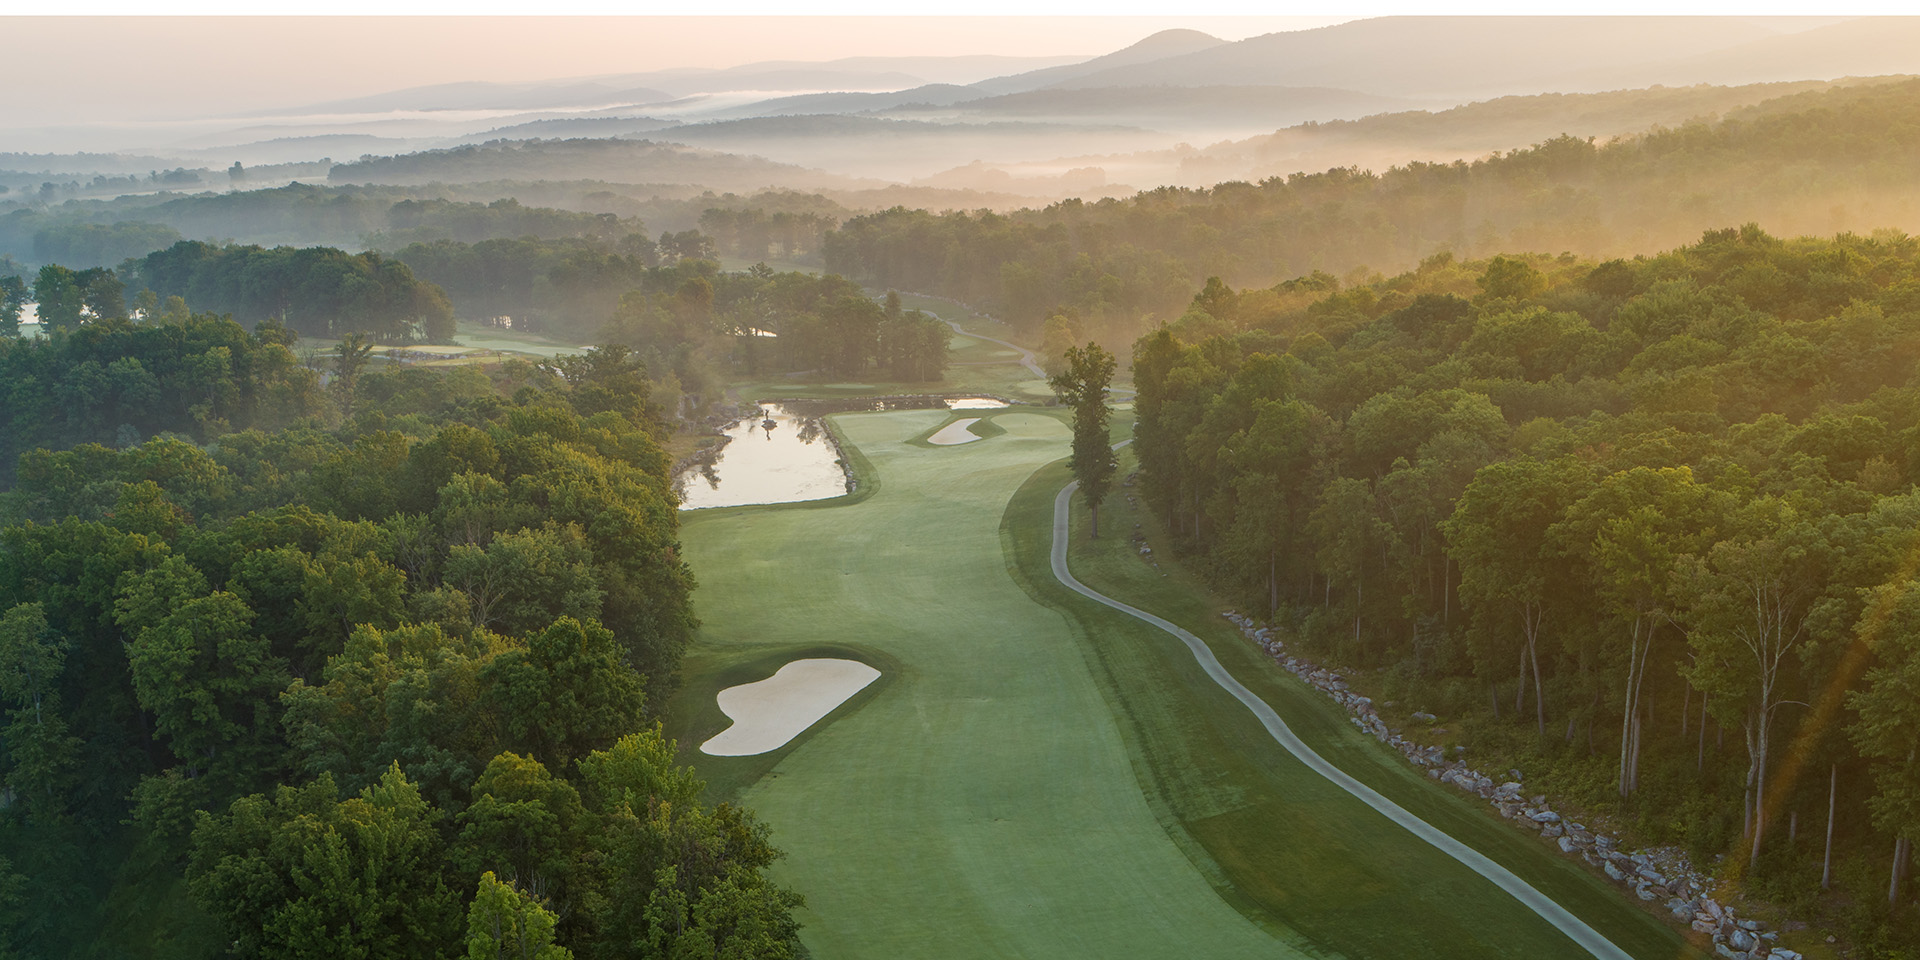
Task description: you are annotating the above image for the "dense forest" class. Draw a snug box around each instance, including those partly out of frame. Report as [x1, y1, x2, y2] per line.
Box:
[1128, 226, 1920, 954]
[825, 78, 1920, 347]
[0, 313, 802, 958]
[124, 241, 456, 342]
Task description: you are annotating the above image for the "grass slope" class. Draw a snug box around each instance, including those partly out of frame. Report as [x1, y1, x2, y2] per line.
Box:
[668, 409, 1300, 958]
[1012, 445, 1705, 960]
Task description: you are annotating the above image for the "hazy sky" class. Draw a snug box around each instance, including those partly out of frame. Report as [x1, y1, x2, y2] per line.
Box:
[0, 16, 1352, 129]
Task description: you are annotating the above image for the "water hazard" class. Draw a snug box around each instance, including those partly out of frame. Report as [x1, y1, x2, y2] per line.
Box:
[676, 397, 1011, 510]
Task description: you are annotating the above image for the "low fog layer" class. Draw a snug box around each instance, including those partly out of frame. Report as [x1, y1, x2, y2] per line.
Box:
[7, 15, 1920, 284]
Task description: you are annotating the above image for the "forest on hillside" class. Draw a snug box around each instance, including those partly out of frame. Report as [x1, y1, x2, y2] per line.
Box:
[825, 78, 1920, 348]
[0, 314, 803, 958]
[1127, 226, 1920, 954]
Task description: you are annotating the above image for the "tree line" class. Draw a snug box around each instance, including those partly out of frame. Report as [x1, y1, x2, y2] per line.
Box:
[823, 78, 1920, 349]
[0, 320, 802, 957]
[124, 240, 456, 342]
[0, 183, 653, 266]
[1129, 226, 1920, 953]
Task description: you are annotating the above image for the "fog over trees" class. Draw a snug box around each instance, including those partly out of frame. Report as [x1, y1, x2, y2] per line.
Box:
[7, 14, 1920, 960]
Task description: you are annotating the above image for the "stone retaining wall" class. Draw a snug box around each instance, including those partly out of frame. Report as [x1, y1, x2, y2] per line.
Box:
[1222, 610, 1795, 960]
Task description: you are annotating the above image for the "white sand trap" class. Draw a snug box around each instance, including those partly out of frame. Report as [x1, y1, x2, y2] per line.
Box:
[928, 418, 983, 445]
[700, 658, 881, 756]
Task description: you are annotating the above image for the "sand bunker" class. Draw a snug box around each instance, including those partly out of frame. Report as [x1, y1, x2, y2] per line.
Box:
[700, 658, 881, 756]
[946, 397, 1010, 409]
[928, 418, 983, 445]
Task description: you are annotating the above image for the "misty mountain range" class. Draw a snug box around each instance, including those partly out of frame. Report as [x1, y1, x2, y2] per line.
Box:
[6, 16, 1920, 202]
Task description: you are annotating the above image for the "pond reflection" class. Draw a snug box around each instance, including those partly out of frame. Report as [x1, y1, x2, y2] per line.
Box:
[677, 403, 850, 510]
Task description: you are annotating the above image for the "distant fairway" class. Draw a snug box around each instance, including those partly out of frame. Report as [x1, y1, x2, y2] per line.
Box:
[669, 408, 1700, 960]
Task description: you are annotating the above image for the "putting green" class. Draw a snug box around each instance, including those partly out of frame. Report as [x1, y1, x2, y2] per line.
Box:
[675, 410, 1303, 958]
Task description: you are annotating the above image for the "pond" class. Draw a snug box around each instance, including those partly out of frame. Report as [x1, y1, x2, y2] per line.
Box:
[676, 397, 1013, 509]
[676, 402, 849, 511]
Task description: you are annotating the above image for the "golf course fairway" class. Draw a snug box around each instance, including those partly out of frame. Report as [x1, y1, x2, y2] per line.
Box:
[670, 407, 1698, 960]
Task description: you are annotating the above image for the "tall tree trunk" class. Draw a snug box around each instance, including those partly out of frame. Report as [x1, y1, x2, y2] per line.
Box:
[1698, 693, 1709, 772]
[1748, 706, 1773, 865]
[1619, 618, 1643, 798]
[1353, 581, 1362, 643]
[1527, 605, 1546, 738]
[1269, 549, 1278, 617]
[1890, 836, 1910, 906]
[1681, 683, 1691, 739]
[1516, 641, 1528, 715]
[1823, 764, 1837, 891]
[1090, 502, 1100, 539]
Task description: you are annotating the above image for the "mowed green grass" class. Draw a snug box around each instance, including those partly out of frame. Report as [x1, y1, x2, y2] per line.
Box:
[669, 410, 1306, 959]
[669, 410, 1703, 960]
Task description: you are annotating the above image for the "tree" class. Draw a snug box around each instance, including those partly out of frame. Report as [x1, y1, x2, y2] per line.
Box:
[0, 275, 26, 337]
[481, 617, 644, 770]
[76, 267, 125, 322]
[1050, 341, 1118, 538]
[444, 525, 603, 637]
[466, 872, 572, 960]
[455, 753, 586, 912]
[1674, 497, 1825, 864]
[577, 727, 802, 960]
[333, 333, 374, 420]
[1444, 457, 1591, 737]
[31, 265, 81, 333]
[1039, 314, 1082, 376]
[1554, 466, 1726, 798]
[119, 571, 289, 783]
[1849, 579, 1920, 904]
[0, 603, 79, 816]
[187, 766, 464, 959]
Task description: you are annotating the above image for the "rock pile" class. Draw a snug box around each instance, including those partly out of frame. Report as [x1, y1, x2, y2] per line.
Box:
[1221, 611, 1794, 960]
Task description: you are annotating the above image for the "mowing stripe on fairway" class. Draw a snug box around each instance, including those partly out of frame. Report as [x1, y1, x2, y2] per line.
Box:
[1050, 479, 1636, 960]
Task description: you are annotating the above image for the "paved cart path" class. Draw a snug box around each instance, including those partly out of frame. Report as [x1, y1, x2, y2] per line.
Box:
[1049, 478, 1633, 960]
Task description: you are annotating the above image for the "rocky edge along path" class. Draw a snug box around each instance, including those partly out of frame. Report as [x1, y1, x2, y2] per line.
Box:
[1220, 610, 1793, 960]
[1050, 477, 1638, 960]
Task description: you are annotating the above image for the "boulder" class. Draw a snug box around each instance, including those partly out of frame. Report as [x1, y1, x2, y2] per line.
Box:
[1770, 950, 1801, 960]
[1558, 836, 1579, 854]
[1692, 919, 1717, 935]
[1530, 810, 1562, 824]
[1728, 929, 1757, 952]
[1667, 899, 1693, 921]
[1737, 919, 1765, 932]
[1604, 861, 1627, 881]
[1541, 823, 1564, 839]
